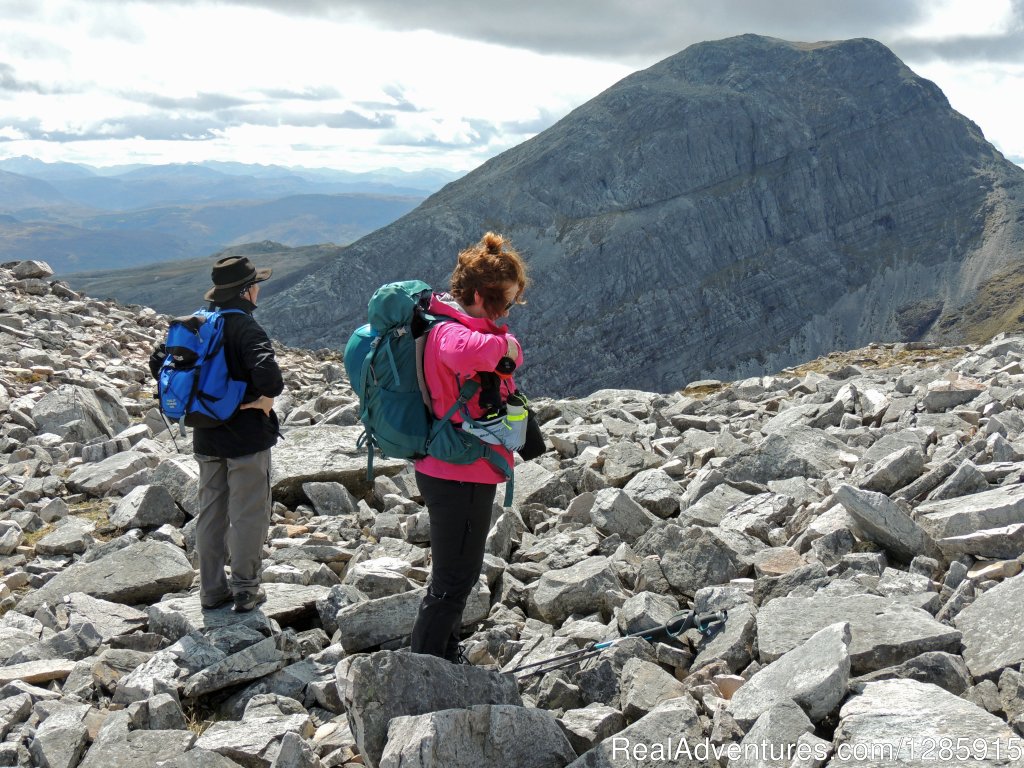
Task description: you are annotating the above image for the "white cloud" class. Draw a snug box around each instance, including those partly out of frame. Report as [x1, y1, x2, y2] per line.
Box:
[0, 0, 1021, 170]
[910, 59, 1024, 162]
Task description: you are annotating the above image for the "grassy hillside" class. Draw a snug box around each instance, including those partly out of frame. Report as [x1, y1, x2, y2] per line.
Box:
[0, 220, 193, 272]
[4, 192, 419, 273]
[935, 260, 1024, 343]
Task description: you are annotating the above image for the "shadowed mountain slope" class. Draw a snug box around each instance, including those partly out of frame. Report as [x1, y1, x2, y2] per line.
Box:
[260, 35, 1024, 396]
[63, 241, 343, 318]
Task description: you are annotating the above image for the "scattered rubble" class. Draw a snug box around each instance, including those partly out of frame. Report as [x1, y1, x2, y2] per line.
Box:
[2, 260, 1024, 767]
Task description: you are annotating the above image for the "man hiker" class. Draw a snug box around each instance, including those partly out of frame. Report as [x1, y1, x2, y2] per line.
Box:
[149, 255, 283, 612]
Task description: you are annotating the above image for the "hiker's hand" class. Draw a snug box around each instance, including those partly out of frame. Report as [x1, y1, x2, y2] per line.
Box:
[241, 396, 274, 417]
[505, 335, 520, 361]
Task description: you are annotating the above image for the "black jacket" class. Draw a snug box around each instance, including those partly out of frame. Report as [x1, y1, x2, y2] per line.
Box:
[150, 297, 283, 458]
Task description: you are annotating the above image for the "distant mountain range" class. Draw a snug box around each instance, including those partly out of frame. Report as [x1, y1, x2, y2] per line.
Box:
[258, 35, 1024, 396]
[0, 158, 461, 203]
[0, 158, 460, 274]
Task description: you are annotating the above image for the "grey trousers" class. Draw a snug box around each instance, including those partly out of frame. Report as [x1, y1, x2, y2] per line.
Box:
[195, 448, 272, 602]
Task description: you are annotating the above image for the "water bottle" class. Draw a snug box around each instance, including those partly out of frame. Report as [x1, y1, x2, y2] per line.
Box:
[504, 391, 528, 452]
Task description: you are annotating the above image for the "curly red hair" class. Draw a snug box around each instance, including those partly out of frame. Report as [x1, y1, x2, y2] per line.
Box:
[450, 232, 528, 317]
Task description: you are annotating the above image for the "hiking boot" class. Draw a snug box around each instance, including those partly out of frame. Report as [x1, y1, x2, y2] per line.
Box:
[200, 593, 232, 610]
[233, 587, 267, 613]
[445, 643, 472, 665]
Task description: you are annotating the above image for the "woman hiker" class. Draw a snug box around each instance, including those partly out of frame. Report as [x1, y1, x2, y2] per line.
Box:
[409, 231, 532, 662]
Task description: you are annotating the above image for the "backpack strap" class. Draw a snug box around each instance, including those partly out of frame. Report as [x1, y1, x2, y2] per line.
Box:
[485, 445, 514, 506]
[415, 314, 449, 408]
[358, 340, 381, 481]
[420, 317, 517, 506]
[383, 328, 403, 385]
[427, 378, 480, 443]
[425, 378, 514, 506]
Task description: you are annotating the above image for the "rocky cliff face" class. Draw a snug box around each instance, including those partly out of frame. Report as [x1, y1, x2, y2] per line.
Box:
[260, 35, 1024, 397]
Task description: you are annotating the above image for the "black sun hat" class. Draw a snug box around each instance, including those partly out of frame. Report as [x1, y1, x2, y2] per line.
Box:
[205, 256, 272, 302]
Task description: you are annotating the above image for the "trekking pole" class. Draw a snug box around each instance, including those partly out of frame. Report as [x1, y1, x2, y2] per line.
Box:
[161, 412, 182, 453]
[511, 609, 727, 679]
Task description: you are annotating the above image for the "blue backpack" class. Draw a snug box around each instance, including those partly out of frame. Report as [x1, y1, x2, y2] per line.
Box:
[158, 308, 247, 431]
[343, 280, 514, 505]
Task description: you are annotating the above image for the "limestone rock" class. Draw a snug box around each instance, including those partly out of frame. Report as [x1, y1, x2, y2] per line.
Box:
[916, 483, 1024, 541]
[28, 702, 90, 768]
[0, 659, 77, 685]
[938, 523, 1024, 560]
[732, 700, 814, 768]
[148, 584, 328, 643]
[380, 704, 577, 768]
[724, 427, 859, 485]
[619, 658, 688, 722]
[34, 518, 94, 556]
[65, 450, 158, 496]
[31, 384, 130, 442]
[852, 651, 973, 696]
[15, 539, 194, 615]
[832, 679, 1021, 767]
[12, 260, 54, 279]
[757, 594, 961, 674]
[589, 488, 658, 544]
[337, 650, 522, 768]
[109, 484, 185, 529]
[652, 525, 753, 597]
[301, 481, 359, 516]
[558, 704, 627, 755]
[563, 695, 707, 767]
[194, 710, 312, 768]
[184, 636, 291, 698]
[334, 579, 488, 653]
[834, 484, 941, 563]
[730, 622, 851, 728]
[531, 557, 624, 625]
[149, 456, 201, 517]
[954, 571, 1024, 681]
[510, 462, 575, 507]
[622, 468, 681, 518]
[271, 425, 404, 503]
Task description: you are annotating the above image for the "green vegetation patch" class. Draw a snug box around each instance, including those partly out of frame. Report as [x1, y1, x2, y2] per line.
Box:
[941, 260, 1024, 344]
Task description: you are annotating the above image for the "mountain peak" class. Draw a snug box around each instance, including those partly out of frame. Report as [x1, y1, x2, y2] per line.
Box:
[260, 35, 1024, 397]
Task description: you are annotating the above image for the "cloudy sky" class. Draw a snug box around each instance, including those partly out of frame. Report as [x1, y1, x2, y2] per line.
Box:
[1, 0, 1022, 173]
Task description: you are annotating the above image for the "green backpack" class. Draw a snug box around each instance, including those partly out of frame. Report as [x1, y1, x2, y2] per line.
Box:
[343, 280, 514, 504]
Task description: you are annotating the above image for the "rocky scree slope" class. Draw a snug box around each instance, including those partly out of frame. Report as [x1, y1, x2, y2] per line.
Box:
[1, 259, 1024, 766]
[261, 34, 1024, 398]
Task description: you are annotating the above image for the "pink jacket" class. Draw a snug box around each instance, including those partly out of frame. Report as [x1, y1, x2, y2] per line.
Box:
[415, 293, 523, 484]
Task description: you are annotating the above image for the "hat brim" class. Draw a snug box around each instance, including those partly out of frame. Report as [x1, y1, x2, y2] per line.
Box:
[204, 267, 272, 301]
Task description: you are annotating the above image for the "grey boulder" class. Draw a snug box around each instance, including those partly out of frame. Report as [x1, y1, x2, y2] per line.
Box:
[834, 485, 940, 563]
[31, 384, 130, 442]
[109, 484, 185, 529]
[531, 557, 624, 625]
[564, 695, 710, 767]
[756, 594, 961, 674]
[16, 539, 194, 615]
[831, 679, 1021, 767]
[954, 571, 1024, 681]
[380, 704, 577, 768]
[730, 622, 851, 728]
[336, 650, 522, 768]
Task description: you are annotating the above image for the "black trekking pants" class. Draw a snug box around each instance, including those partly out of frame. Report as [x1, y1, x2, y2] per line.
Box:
[410, 471, 496, 661]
